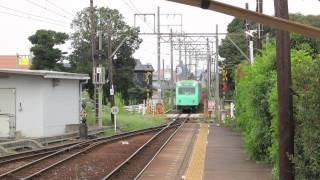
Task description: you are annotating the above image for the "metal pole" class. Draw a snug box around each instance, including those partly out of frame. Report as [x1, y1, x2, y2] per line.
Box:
[274, 0, 294, 179]
[170, 29, 174, 85]
[256, 0, 263, 51]
[98, 31, 103, 128]
[157, 6, 161, 99]
[107, 21, 115, 125]
[249, 40, 254, 64]
[206, 38, 211, 97]
[245, 3, 251, 62]
[179, 39, 182, 65]
[215, 24, 220, 122]
[195, 52, 198, 79]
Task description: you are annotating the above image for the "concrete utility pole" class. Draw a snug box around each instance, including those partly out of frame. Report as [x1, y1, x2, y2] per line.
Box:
[157, 6, 161, 99]
[215, 24, 221, 122]
[256, 0, 263, 52]
[195, 52, 198, 79]
[274, 0, 294, 179]
[184, 43, 187, 79]
[107, 21, 115, 125]
[245, 3, 254, 64]
[206, 38, 211, 97]
[179, 39, 182, 65]
[170, 29, 174, 107]
[90, 0, 100, 126]
[170, 29, 174, 86]
[97, 31, 103, 128]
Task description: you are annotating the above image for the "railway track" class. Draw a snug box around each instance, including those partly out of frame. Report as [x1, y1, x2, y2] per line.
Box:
[103, 117, 187, 180]
[0, 116, 187, 180]
[0, 125, 166, 180]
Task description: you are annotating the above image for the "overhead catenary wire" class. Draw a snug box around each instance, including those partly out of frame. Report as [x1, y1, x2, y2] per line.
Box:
[126, 0, 141, 14]
[121, 0, 155, 33]
[0, 11, 69, 28]
[44, 0, 74, 17]
[0, 4, 69, 25]
[25, 0, 73, 21]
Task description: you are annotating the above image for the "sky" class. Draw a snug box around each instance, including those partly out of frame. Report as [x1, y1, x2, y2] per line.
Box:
[0, 0, 320, 70]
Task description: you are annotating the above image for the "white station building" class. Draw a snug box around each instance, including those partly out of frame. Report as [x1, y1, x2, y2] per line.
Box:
[0, 69, 90, 138]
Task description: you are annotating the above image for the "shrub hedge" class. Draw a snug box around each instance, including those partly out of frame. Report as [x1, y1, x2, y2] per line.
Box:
[234, 42, 320, 179]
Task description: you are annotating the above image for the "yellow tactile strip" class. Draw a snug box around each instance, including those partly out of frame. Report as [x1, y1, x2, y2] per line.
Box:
[184, 123, 209, 180]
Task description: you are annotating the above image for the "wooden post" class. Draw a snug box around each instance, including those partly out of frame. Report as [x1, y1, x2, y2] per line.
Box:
[274, 0, 294, 179]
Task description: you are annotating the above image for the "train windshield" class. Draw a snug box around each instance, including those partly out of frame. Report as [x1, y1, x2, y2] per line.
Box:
[178, 87, 195, 95]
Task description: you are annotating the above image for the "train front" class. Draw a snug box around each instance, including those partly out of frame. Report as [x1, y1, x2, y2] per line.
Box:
[175, 80, 200, 113]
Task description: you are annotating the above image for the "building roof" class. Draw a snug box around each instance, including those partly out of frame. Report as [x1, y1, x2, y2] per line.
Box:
[134, 59, 154, 72]
[0, 55, 31, 69]
[0, 69, 90, 80]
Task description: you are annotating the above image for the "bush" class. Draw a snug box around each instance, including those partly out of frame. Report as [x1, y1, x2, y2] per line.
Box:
[235, 43, 276, 162]
[235, 42, 320, 179]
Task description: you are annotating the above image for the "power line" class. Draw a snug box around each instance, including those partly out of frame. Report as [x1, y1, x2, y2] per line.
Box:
[127, 0, 141, 13]
[0, 5, 69, 25]
[25, 0, 73, 21]
[44, 0, 74, 17]
[121, 0, 155, 32]
[0, 11, 69, 28]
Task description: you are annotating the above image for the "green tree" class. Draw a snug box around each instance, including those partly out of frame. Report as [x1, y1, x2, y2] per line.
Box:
[29, 29, 68, 70]
[220, 14, 320, 99]
[69, 7, 142, 104]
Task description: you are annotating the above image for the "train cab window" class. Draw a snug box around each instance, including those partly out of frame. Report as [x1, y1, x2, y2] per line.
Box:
[178, 87, 195, 95]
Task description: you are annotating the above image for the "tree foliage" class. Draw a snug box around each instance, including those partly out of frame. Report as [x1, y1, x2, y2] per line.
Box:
[29, 30, 68, 70]
[219, 14, 320, 99]
[235, 41, 320, 179]
[69, 6, 142, 104]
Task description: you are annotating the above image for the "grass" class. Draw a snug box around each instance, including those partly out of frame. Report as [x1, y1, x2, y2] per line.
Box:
[83, 92, 166, 135]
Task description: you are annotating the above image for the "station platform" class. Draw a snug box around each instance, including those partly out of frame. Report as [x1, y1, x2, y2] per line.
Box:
[140, 123, 272, 180]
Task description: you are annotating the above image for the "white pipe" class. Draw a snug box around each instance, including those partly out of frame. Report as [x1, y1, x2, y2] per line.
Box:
[249, 40, 254, 64]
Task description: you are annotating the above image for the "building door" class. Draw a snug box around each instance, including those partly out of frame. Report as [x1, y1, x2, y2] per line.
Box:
[0, 89, 16, 137]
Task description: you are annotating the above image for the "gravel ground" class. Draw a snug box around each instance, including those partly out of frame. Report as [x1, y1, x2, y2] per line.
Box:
[32, 133, 155, 180]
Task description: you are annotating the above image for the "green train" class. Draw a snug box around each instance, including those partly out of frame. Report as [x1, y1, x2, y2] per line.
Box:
[175, 80, 201, 112]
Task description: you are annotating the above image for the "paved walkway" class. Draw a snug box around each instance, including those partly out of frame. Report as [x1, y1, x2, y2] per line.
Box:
[184, 124, 209, 180]
[140, 123, 199, 180]
[204, 125, 272, 180]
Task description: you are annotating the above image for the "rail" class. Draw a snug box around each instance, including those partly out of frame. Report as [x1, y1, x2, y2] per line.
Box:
[0, 124, 167, 179]
[102, 117, 186, 179]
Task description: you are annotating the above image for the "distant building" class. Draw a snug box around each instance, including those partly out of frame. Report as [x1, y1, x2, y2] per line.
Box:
[0, 69, 89, 138]
[0, 55, 32, 69]
[134, 59, 154, 98]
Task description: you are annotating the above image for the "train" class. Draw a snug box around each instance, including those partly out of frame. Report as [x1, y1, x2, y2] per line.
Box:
[175, 80, 201, 112]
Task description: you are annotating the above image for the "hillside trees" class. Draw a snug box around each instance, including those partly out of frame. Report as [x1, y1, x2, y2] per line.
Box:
[29, 30, 68, 70]
[69, 7, 142, 104]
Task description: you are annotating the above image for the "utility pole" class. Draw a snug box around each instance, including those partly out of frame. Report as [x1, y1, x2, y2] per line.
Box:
[206, 38, 211, 98]
[256, 0, 263, 52]
[184, 44, 187, 79]
[195, 52, 198, 79]
[170, 29, 174, 107]
[274, 0, 294, 179]
[97, 31, 103, 128]
[157, 6, 161, 99]
[215, 24, 221, 122]
[90, 0, 99, 126]
[107, 21, 115, 125]
[179, 39, 182, 65]
[245, 3, 254, 64]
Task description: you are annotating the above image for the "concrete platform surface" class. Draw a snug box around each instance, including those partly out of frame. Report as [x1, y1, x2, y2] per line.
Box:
[140, 123, 199, 180]
[204, 125, 272, 180]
